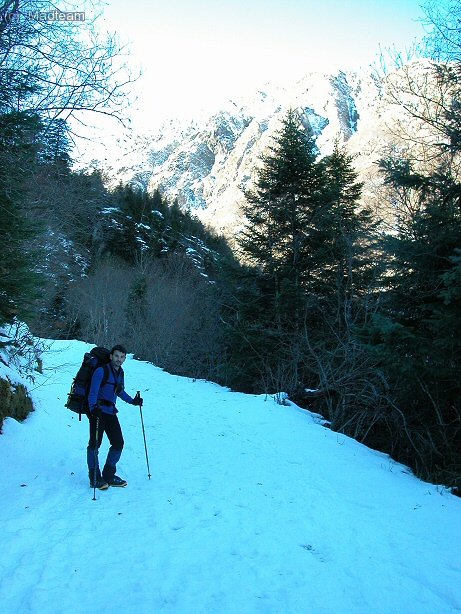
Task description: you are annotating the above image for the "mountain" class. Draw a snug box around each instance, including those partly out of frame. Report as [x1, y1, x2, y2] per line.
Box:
[2, 337, 461, 612]
[97, 60, 436, 235]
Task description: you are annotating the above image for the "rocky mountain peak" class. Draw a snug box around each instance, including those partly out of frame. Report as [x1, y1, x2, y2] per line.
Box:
[99, 61, 439, 235]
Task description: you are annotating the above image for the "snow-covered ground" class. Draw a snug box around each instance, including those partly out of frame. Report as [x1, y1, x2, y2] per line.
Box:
[2, 339, 461, 613]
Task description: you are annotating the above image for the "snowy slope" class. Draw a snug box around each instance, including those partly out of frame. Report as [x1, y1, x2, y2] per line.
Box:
[2, 339, 461, 613]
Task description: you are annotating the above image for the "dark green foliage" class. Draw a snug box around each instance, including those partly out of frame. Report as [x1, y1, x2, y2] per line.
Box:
[238, 110, 327, 335]
[373, 158, 461, 379]
[0, 190, 39, 324]
[103, 185, 168, 263]
[0, 110, 43, 325]
[320, 142, 376, 302]
[363, 154, 461, 483]
[38, 119, 71, 166]
[227, 111, 376, 399]
[218, 260, 282, 391]
[101, 185, 230, 276]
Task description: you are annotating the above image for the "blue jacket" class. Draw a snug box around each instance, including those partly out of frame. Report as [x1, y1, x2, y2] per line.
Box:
[88, 364, 134, 415]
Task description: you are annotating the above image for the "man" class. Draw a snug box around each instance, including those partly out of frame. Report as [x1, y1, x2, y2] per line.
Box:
[87, 344, 143, 490]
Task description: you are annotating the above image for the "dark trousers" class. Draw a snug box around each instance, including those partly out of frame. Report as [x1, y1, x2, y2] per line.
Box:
[87, 413, 124, 481]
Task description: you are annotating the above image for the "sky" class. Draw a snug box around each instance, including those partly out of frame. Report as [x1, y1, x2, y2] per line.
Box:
[2, 332, 461, 612]
[93, 0, 434, 132]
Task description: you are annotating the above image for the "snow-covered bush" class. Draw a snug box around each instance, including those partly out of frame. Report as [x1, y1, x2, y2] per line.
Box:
[0, 321, 43, 432]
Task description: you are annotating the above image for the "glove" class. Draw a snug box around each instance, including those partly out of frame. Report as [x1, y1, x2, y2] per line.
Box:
[90, 406, 102, 418]
[132, 395, 143, 407]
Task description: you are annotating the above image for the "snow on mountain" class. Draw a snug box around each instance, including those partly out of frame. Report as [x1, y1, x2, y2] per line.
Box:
[2, 338, 461, 613]
[92, 65, 386, 232]
[88, 60, 442, 236]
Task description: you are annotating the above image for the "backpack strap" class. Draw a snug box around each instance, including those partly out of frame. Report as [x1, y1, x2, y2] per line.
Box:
[103, 364, 124, 394]
[101, 363, 110, 388]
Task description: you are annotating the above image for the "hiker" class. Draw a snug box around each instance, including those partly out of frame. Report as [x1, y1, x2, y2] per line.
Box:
[87, 344, 143, 490]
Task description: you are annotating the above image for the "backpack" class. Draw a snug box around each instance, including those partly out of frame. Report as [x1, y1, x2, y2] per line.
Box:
[65, 347, 111, 419]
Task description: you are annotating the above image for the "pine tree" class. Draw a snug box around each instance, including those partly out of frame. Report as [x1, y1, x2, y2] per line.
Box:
[104, 186, 168, 264]
[320, 143, 376, 325]
[0, 111, 43, 325]
[230, 112, 378, 407]
[0, 191, 39, 324]
[374, 157, 461, 380]
[366, 153, 461, 482]
[238, 109, 327, 329]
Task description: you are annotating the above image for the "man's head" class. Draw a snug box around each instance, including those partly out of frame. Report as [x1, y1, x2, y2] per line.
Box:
[110, 344, 127, 370]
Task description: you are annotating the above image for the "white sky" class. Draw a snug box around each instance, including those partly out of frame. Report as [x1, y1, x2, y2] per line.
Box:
[94, 0, 434, 132]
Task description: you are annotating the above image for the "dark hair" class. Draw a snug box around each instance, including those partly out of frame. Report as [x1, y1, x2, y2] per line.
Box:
[110, 344, 127, 355]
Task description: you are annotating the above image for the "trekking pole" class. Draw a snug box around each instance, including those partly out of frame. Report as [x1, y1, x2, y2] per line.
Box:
[137, 391, 151, 480]
[92, 415, 100, 501]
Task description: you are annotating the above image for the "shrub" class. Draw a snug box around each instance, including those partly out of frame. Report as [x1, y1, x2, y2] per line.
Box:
[0, 376, 34, 432]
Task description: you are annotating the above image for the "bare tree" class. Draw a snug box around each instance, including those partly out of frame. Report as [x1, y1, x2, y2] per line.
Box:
[67, 257, 132, 346]
[127, 254, 224, 380]
[66, 253, 224, 381]
[0, 0, 136, 129]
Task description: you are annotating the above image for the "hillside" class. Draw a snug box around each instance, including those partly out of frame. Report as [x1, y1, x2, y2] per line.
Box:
[2, 339, 461, 613]
[95, 61, 437, 234]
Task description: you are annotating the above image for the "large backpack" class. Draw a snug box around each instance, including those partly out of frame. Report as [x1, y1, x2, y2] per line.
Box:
[65, 347, 111, 419]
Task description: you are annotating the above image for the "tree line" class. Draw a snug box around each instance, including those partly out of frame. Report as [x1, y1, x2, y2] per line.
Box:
[1, 0, 460, 492]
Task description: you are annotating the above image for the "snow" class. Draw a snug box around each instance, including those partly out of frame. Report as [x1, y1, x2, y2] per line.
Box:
[2, 338, 461, 613]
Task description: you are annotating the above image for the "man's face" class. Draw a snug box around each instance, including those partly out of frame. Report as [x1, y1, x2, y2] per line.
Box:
[111, 350, 126, 369]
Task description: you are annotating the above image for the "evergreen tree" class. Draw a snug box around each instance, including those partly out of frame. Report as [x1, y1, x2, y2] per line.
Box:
[0, 110, 42, 325]
[229, 112, 376, 397]
[365, 154, 461, 482]
[238, 109, 327, 330]
[320, 143, 376, 325]
[374, 157, 461, 380]
[226, 111, 375, 414]
[0, 190, 38, 324]
[38, 119, 71, 167]
[103, 185, 167, 264]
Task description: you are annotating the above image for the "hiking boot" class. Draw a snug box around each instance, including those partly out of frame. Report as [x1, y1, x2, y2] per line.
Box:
[107, 475, 127, 487]
[90, 478, 109, 490]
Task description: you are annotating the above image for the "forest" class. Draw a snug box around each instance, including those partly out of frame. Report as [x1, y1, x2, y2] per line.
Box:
[1, 0, 461, 493]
